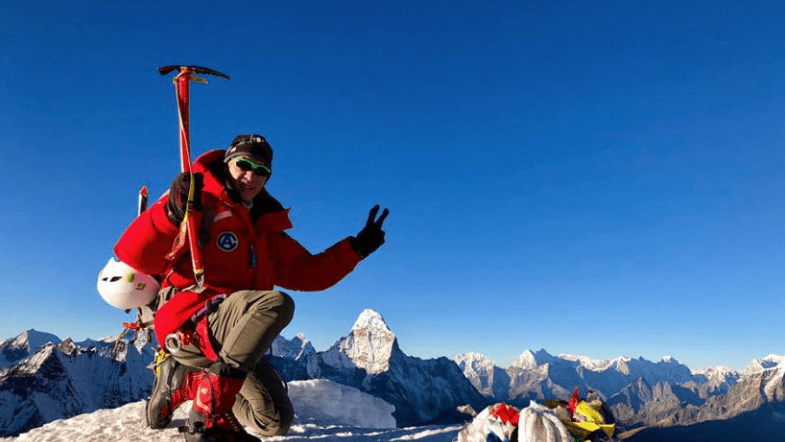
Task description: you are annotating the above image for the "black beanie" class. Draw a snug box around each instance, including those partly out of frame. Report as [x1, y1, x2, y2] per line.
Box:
[224, 134, 273, 169]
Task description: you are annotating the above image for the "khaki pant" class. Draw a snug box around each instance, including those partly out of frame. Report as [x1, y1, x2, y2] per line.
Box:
[169, 289, 296, 436]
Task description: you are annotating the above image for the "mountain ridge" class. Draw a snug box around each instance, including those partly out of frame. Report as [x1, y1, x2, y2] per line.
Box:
[1, 309, 783, 438]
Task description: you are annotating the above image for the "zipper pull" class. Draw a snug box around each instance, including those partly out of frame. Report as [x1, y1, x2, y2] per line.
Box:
[250, 245, 257, 268]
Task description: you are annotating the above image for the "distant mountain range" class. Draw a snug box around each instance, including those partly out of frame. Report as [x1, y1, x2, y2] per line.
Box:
[1, 309, 784, 440]
[453, 346, 785, 440]
[0, 329, 156, 437]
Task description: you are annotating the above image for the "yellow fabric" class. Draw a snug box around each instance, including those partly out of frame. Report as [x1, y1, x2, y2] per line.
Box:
[562, 401, 615, 439]
[575, 401, 605, 424]
[562, 421, 615, 439]
[153, 350, 168, 378]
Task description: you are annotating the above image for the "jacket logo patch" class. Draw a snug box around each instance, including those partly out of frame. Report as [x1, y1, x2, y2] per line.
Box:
[216, 232, 239, 252]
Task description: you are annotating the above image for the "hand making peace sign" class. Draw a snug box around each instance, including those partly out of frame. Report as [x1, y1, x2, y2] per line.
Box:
[351, 205, 390, 258]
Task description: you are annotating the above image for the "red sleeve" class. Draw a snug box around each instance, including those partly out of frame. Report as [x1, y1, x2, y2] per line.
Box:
[256, 209, 360, 291]
[270, 233, 362, 291]
[113, 196, 180, 276]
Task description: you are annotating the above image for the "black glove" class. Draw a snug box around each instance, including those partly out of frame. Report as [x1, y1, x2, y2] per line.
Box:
[350, 205, 389, 258]
[165, 172, 204, 226]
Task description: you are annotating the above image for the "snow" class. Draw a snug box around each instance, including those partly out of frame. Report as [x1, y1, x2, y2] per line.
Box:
[0, 379, 461, 442]
[746, 354, 784, 373]
[510, 350, 539, 370]
[271, 334, 316, 361]
[351, 309, 391, 333]
[454, 353, 495, 368]
[0, 330, 61, 369]
[763, 364, 785, 402]
[287, 379, 396, 429]
[559, 354, 633, 372]
[335, 309, 397, 375]
[15, 330, 61, 353]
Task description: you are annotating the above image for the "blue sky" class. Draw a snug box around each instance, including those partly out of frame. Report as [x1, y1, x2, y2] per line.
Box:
[2, 1, 784, 371]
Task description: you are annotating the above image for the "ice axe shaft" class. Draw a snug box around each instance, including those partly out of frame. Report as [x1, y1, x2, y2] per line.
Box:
[159, 65, 229, 288]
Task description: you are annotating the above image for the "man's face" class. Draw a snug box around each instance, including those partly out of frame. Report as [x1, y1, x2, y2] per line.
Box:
[227, 156, 269, 203]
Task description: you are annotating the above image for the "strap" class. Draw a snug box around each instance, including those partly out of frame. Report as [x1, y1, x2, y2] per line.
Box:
[195, 316, 219, 362]
[121, 320, 153, 331]
[189, 293, 228, 325]
[173, 293, 227, 360]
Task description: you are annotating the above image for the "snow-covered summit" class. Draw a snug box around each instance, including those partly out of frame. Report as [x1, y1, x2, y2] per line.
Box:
[271, 333, 316, 360]
[335, 308, 397, 374]
[453, 352, 496, 371]
[510, 349, 557, 369]
[12, 329, 61, 350]
[745, 354, 784, 374]
[0, 329, 61, 369]
[351, 308, 392, 333]
[559, 354, 634, 373]
[692, 364, 740, 389]
[453, 352, 509, 399]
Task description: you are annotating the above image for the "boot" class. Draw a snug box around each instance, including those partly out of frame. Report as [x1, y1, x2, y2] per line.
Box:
[180, 362, 261, 442]
[146, 354, 205, 429]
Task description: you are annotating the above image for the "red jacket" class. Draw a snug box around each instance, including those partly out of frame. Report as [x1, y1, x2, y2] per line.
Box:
[114, 149, 362, 346]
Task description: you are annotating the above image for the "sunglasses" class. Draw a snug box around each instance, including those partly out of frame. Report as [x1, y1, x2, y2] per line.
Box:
[235, 157, 271, 177]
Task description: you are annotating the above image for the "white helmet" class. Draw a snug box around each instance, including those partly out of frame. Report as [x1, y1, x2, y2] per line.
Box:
[96, 258, 159, 309]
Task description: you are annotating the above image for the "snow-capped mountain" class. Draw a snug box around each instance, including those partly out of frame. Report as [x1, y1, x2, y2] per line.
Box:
[453, 346, 785, 437]
[691, 364, 741, 394]
[510, 348, 560, 370]
[338, 308, 397, 374]
[0, 330, 156, 437]
[607, 377, 698, 425]
[313, 308, 398, 375]
[623, 360, 785, 441]
[453, 353, 511, 400]
[457, 348, 707, 405]
[271, 332, 315, 360]
[745, 354, 783, 373]
[0, 329, 61, 369]
[291, 309, 488, 427]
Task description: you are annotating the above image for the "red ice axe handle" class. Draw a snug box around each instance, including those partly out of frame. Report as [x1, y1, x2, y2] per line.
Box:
[175, 70, 204, 287]
[159, 65, 229, 288]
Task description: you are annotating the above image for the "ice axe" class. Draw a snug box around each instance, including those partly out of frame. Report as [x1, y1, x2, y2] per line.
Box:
[158, 65, 229, 288]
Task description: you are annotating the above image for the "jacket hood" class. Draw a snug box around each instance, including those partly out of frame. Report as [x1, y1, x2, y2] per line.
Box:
[192, 149, 286, 220]
[192, 149, 230, 197]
